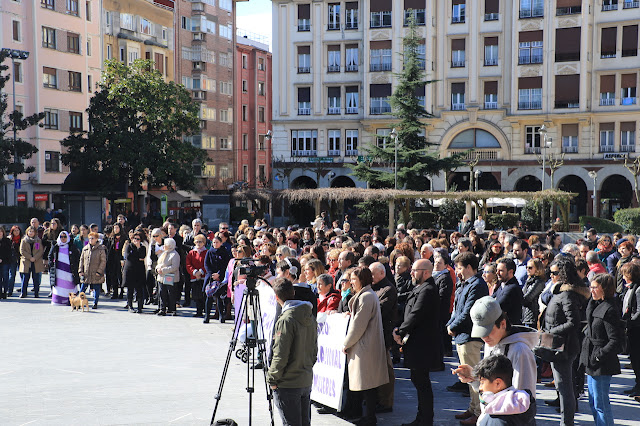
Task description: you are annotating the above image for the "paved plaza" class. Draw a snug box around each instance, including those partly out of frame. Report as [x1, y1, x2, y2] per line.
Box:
[1, 280, 640, 425]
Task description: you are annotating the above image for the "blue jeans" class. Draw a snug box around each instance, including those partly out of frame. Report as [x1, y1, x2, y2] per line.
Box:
[7, 262, 17, 295]
[0, 263, 9, 295]
[273, 386, 311, 426]
[552, 355, 577, 426]
[21, 269, 42, 296]
[90, 284, 101, 307]
[587, 375, 613, 426]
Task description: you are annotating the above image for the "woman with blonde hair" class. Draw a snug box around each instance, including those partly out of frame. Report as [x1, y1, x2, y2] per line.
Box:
[302, 258, 325, 293]
[19, 226, 45, 298]
[155, 238, 180, 316]
[481, 262, 499, 296]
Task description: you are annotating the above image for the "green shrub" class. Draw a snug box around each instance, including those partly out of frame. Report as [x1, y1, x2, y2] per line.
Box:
[613, 208, 640, 234]
[520, 201, 551, 232]
[0, 206, 47, 224]
[410, 211, 438, 229]
[438, 199, 465, 230]
[579, 216, 623, 234]
[487, 213, 520, 230]
[355, 199, 389, 229]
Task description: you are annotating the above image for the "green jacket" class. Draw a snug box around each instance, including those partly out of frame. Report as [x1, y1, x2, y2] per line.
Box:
[267, 300, 317, 389]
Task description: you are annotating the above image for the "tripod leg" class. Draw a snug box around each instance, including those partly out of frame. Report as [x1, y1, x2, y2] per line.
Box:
[253, 292, 275, 426]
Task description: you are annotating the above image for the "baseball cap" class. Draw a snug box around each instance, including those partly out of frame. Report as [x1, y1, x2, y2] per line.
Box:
[470, 296, 503, 338]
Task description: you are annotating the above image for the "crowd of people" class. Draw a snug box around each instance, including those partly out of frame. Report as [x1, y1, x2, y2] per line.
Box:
[2, 212, 640, 426]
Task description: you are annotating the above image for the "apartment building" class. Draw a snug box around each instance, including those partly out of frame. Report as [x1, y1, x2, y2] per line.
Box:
[235, 31, 273, 192]
[271, 0, 640, 221]
[1, 0, 101, 209]
[174, 0, 243, 192]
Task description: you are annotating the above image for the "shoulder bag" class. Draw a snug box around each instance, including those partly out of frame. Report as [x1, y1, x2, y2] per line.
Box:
[533, 331, 567, 362]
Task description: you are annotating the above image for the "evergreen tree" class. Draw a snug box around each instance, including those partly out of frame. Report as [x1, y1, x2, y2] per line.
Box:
[350, 15, 462, 190]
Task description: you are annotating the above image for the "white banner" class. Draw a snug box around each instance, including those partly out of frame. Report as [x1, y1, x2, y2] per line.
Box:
[232, 281, 278, 360]
[311, 313, 350, 410]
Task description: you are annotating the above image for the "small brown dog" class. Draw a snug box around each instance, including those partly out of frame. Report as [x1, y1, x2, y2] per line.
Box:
[69, 292, 89, 312]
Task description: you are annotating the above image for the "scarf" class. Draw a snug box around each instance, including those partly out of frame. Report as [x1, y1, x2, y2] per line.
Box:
[11, 233, 21, 244]
[56, 231, 70, 248]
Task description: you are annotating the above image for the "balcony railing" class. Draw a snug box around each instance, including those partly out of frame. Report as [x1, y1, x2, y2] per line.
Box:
[292, 150, 317, 157]
[518, 54, 543, 64]
[622, 49, 638, 57]
[556, 6, 581, 15]
[600, 97, 616, 106]
[452, 60, 465, 68]
[345, 20, 358, 29]
[346, 64, 358, 72]
[525, 147, 541, 154]
[484, 58, 498, 66]
[328, 150, 341, 156]
[484, 101, 498, 109]
[621, 144, 636, 152]
[345, 149, 358, 156]
[520, 8, 544, 18]
[328, 22, 340, 30]
[518, 100, 542, 110]
[346, 106, 358, 114]
[601, 52, 617, 58]
[452, 15, 465, 23]
[328, 64, 340, 72]
[556, 52, 580, 62]
[298, 66, 310, 73]
[370, 63, 392, 72]
[298, 107, 311, 115]
[622, 97, 638, 105]
[624, 1, 640, 8]
[450, 150, 498, 161]
[555, 101, 580, 109]
[452, 103, 466, 111]
[562, 146, 579, 153]
[370, 106, 391, 114]
[298, 20, 310, 31]
[328, 107, 341, 115]
[600, 145, 615, 152]
[484, 13, 499, 21]
[602, 4, 619, 11]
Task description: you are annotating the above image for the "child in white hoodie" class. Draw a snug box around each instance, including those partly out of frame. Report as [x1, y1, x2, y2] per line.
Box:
[474, 355, 536, 426]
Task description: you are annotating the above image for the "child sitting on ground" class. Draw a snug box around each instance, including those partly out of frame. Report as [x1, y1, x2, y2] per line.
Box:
[474, 355, 536, 426]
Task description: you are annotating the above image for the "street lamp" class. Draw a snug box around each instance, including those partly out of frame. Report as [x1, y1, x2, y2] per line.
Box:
[390, 128, 398, 190]
[1, 48, 30, 208]
[588, 170, 598, 217]
[538, 124, 552, 230]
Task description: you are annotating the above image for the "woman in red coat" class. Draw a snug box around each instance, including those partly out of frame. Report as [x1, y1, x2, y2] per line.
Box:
[186, 234, 208, 317]
[317, 273, 340, 313]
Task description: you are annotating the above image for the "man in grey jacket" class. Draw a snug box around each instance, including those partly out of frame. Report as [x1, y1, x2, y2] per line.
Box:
[267, 278, 318, 426]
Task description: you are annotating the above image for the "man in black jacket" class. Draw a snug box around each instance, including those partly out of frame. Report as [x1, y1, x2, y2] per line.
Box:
[493, 258, 524, 325]
[393, 259, 440, 426]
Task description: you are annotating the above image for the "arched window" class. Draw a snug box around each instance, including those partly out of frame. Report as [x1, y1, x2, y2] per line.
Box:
[449, 129, 501, 149]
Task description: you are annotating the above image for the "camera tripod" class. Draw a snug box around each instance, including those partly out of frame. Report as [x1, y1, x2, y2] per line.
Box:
[210, 277, 275, 426]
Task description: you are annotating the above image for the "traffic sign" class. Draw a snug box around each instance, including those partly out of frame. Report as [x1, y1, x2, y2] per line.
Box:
[14, 179, 21, 189]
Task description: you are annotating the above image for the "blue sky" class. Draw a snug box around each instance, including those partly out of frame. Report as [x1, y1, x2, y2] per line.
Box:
[237, 0, 272, 45]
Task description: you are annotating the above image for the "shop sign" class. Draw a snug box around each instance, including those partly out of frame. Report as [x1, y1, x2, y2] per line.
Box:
[603, 153, 628, 160]
[17, 194, 26, 202]
[34, 194, 48, 201]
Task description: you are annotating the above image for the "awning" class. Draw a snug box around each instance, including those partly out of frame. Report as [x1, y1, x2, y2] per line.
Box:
[148, 191, 189, 202]
[177, 190, 202, 202]
[430, 197, 527, 208]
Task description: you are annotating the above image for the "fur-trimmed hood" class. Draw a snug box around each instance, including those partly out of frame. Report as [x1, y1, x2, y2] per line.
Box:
[559, 282, 590, 299]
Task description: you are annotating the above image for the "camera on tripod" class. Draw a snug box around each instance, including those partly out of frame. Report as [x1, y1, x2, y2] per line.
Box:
[236, 258, 268, 289]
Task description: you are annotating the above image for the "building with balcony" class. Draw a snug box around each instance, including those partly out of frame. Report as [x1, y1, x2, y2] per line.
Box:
[235, 30, 272, 194]
[1, 0, 102, 209]
[271, 0, 640, 222]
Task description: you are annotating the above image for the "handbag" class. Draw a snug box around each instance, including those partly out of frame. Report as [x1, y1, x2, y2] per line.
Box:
[533, 331, 567, 362]
[160, 273, 175, 286]
[205, 280, 220, 298]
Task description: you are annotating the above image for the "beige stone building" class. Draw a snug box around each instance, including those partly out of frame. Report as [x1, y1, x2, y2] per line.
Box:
[271, 0, 640, 222]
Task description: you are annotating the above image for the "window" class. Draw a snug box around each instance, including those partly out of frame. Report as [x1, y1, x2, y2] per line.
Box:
[242, 55, 248, 69]
[452, 39, 466, 67]
[404, 8, 426, 26]
[451, 82, 465, 110]
[13, 62, 22, 83]
[328, 87, 341, 115]
[484, 37, 498, 66]
[328, 130, 341, 155]
[41, 0, 55, 10]
[484, 81, 498, 109]
[242, 165, 249, 182]
[258, 107, 265, 123]
[525, 126, 542, 153]
[345, 130, 358, 156]
[220, 166, 230, 180]
[66, 0, 78, 15]
[88, 74, 92, 92]
[106, 45, 112, 60]
[298, 4, 311, 31]
[12, 20, 21, 42]
[242, 80, 248, 92]
[298, 46, 311, 73]
[258, 58, 265, 71]
[291, 130, 318, 156]
[601, 27, 617, 58]
[602, 0, 619, 11]
[42, 27, 56, 49]
[452, 1, 466, 23]
[68, 33, 80, 54]
[561, 124, 579, 153]
[556, 0, 581, 15]
[376, 128, 391, 148]
[119, 46, 125, 62]
[120, 13, 135, 31]
[219, 108, 230, 122]
[219, 24, 233, 39]
[346, 86, 359, 114]
[298, 87, 311, 115]
[140, 18, 152, 35]
[219, 0, 232, 11]
[621, 122, 636, 151]
[328, 3, 340, 30]
[203, 165, 215, 177]
[371, 0, 392, 28]
[69, 71, 81, 92]
[127, 48, 139, 65]
[346, 45, 359, 71]
[555, 28, 581, 62]
[416, 43, 426, 69]
[220, 137, 231, 150]
[520, 0, 544, 18]
[449, 129, 501, 149]
[258, 135, 266, 150]
[69, 111, 82, 132]
[621, 73, 637, 105]
[219, 52, 231, 68]
[518, 31, 543, 64]
[154, 53, 164, 74]
[555, 74, 580, 108]
[370, 41, 392, 71]
[328, 46, 341, 72]
[44, 109, 59, 129]
[599, 123, 614, 152]
[518, 77, 542, 109]
[485, 0, 500, 20]
[258, 82, 265, 95]
[622, 25, 639, 57]
[45, 151, 60, 172]
[624, 0, 640, 8]
[258, 165, 266, 184]
[220, 81, 233, 95]
[43, 67, 57, 89]
[370, 84, 391, 114]
[600, 75, 616, 105]
[86, 1, 91, 21]
[345, 2, 358, 29]
[242, 134, 248, 151]
[242, 105, 248, 121]
[86, 37, 92, 56]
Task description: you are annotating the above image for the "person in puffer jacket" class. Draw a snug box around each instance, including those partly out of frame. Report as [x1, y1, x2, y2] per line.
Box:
[474, 355, 536, 426]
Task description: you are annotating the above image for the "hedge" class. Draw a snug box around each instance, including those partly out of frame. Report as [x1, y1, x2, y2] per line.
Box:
[487, 213, 520, 230]
[0, 206, 47, 224]
[613, 208, 640, 234]
[579, 216, 623, 234]
[409, 211, 438, 229]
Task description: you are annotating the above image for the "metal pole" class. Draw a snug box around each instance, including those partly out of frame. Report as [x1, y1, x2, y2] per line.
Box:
[541, 134, 546, 231]
[593, 176, 597, 217]
[394, 134, 398, 190]
[12, 56, 18, 209]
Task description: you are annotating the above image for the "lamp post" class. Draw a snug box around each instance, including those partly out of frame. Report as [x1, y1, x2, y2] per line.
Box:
[391, 127, 398, 190]
[588, 170, 598, 217]
[1, 48, 30, 208]
[538, 125, 551, 230]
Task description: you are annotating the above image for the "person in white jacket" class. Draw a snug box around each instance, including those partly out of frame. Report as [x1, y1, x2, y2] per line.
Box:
[453, 296, 538, 396]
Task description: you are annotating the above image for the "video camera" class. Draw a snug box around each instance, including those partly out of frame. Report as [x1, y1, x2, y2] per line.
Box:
[236, 258, 268, 290]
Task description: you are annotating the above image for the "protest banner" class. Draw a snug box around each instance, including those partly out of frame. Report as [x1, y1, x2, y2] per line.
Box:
[232, 281, 278, 359]
[311, 313, 350, 410]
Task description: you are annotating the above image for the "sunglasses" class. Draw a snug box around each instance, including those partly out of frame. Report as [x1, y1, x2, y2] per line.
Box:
[221, 227, 229, 230]
[133, 238, 140, 241]
[550, 270, 559, 276]
[60, 236, 68, 239]
[526, 266, 535, 270]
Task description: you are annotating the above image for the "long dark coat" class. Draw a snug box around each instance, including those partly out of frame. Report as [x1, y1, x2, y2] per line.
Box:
[580, 298, 622, 376]
[122, 244, 147, 289]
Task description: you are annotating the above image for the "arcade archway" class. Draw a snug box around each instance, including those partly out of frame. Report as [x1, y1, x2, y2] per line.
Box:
[558, 175, 587, 222]
[600, 174, 633, 219]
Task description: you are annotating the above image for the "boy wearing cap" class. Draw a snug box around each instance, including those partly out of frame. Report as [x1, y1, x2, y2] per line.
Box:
[453, 296, 538, 396]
